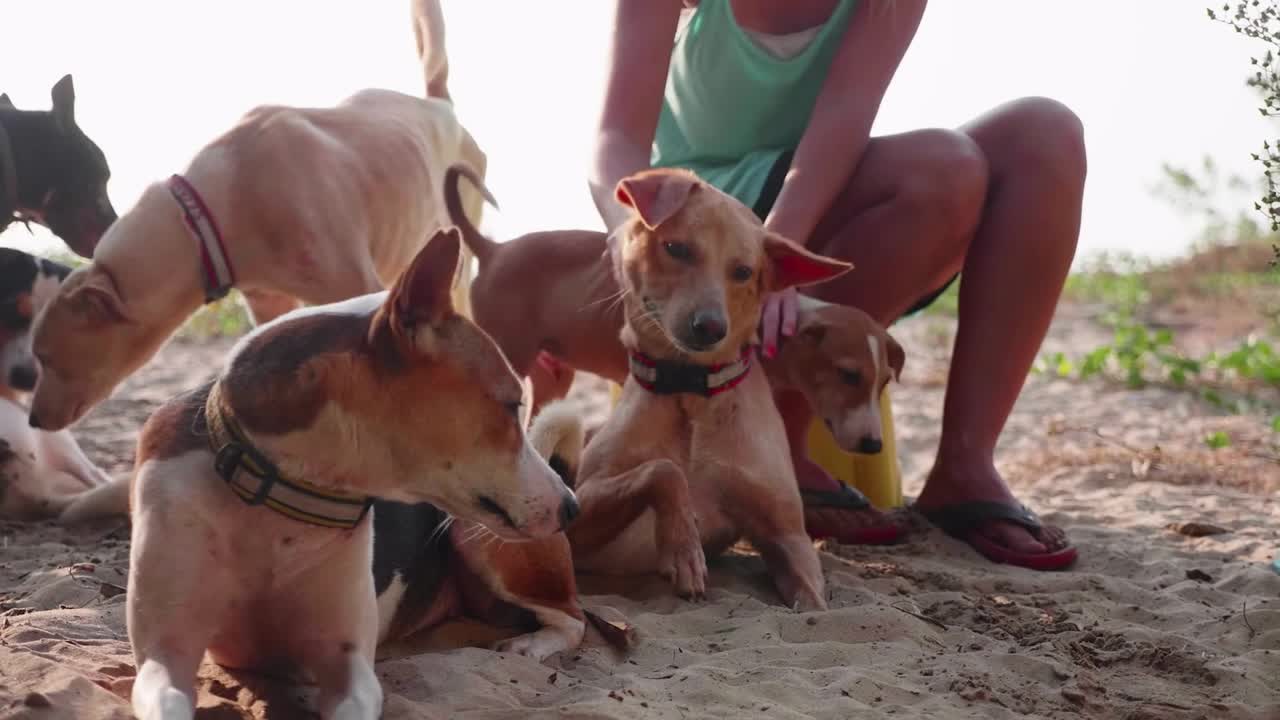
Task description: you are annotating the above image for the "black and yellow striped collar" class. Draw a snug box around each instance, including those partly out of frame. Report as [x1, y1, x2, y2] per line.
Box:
[204, 383, 373, 530]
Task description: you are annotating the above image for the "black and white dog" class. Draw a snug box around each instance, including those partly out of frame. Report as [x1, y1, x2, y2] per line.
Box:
[0, 74, 117, 258]
[0, 248, 111, 520]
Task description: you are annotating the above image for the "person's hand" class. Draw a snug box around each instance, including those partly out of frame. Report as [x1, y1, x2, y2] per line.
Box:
[759, 287, 799, 358]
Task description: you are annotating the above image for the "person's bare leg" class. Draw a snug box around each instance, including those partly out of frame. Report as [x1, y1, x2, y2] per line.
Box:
[911, 97, 1084, 554]
[802, 98, 1086, 556]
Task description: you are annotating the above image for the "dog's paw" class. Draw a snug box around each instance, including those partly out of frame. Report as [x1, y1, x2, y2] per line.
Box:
[790, 589, 827, 613]
[658, 533, 707, 600]
[493, 632, 565, 662]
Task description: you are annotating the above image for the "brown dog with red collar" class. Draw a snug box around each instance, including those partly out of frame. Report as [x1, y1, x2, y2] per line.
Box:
[563, 168, 850, 608]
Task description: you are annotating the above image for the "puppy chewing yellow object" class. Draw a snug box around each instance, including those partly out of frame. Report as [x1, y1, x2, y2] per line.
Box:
[607, 382, 903, 510]
[805, 386, 903, 510]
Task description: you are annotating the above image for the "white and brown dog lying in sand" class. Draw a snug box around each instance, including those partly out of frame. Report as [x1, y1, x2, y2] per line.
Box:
[125, 231, 581, 720]
[0, 248, 112, 520]
[27, 0, 488, 433]
[564, 169, 851, 610]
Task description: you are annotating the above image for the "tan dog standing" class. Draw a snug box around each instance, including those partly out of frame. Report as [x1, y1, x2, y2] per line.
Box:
[28, 0, 487, 432]
[126, 231, 578, 720]
[565, 169, 850, 610]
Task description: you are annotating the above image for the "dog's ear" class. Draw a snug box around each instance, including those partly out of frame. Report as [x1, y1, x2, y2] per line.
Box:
[763, 233, 852, 291]
[390, 227, 461, 332]
[0, 94, 12, 110]
[799, 322, 828, 345]
[51, 74, 76, 131]
[884, 332, 905, 383]
[519, 376, 534, 431]
[69, 267, 128, 324]
[615, 170, 699, 230]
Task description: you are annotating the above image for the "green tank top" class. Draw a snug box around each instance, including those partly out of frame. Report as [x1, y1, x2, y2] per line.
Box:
[652, 0, 859, 209]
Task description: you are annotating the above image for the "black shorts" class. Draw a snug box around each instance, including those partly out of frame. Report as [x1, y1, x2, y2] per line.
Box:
[752, 150, 958, 320]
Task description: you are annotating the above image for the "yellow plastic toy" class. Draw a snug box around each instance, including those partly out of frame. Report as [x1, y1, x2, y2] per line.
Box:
[606, 382, 903, 510]
[804, 387, 903, 510]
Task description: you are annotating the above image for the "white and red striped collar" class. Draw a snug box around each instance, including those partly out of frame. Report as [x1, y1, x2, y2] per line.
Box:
[628, 346, 753, 398]
[167, 174, 236, 303]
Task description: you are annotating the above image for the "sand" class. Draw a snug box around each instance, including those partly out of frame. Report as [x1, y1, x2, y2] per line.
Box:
[1, 309, 1278, 719]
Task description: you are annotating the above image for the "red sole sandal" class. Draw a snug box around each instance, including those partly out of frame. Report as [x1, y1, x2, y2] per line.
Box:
[801, 484, 906, 545]
[918, 500, 1078, 571]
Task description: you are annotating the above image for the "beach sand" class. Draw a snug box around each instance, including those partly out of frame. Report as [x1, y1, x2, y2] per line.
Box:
[1, 308, 1278, 719]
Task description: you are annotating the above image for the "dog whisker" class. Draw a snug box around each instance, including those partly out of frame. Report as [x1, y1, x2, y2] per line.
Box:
[455, 523, 492, 547]
[582, 287, 628, 312]
[425, 515, 455, 546]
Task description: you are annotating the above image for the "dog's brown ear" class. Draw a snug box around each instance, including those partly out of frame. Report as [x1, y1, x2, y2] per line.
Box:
[51, 74, 75, 131]
[764, 233, 852, 291]
[885, 332, 905, 383]
[391, 227, 461, 328]
[615, 170, 698, 230]
[70, 267, 128, 324]
[799, 322, 828, 345]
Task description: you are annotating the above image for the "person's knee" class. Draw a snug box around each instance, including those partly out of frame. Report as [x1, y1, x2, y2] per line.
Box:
[897, 129, 988, 246]
[1000, 97, 1087, 186]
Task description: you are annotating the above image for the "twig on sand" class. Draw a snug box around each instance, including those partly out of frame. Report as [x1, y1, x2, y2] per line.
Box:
[1242, 601, 1257, 641]
[891, 603, 948, 631]
[68, 565, 127, 607]
[1072, 426, 1149, 456]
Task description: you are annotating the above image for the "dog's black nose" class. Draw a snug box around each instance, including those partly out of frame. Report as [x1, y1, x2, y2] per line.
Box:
[8, 365, 37, 392]
[558, 492, 580, 529]
[857, 436, 883, 455]
[28, 411, 43, 430]
[688, 311, 727, 348]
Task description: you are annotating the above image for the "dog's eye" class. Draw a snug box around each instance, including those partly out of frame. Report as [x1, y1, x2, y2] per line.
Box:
[838, 368, 863, 386]
[731, 265, 753, 283]
[503, 400, 522, 419]
[663, 241, 693, 262]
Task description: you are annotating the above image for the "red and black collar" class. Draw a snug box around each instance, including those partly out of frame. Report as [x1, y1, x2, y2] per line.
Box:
[628, 346, 753, 397]
[168, 174, 236, 303]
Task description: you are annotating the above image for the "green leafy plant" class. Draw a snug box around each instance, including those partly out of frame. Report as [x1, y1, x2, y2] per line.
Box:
[179, 291, 252, 339]
[1209, 1, 1280, 267]
[1204, 430, 1233, 449]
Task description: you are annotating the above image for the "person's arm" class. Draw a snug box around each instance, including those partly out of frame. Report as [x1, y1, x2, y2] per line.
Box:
[763, 0, 927, 246]
[589, 0, 685, 232]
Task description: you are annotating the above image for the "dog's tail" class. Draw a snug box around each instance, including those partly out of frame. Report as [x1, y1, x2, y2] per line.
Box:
[57, 473, 130, 525]
[411, 0, 452, 101]
[444, 163, 500, 265]
[528, 400, 585, 490]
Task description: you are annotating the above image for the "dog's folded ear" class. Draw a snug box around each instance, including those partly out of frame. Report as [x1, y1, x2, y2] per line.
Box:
[69, 266, 129, 324]
[51, 74, 76, 132]
[390, 226, 461, 330]
[763, 233, 852, 291]
[885, 332, 905, 383]
[615, 169, 699, 230]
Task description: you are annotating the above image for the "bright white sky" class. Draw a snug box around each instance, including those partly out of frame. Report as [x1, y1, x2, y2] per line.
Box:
[0, 1, 1272, 264]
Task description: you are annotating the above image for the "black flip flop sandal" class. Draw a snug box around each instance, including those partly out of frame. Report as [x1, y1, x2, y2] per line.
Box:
[917, 501, 1078, 571]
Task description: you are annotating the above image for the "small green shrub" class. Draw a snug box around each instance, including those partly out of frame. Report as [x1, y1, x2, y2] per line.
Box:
[179, 292, 252, 340]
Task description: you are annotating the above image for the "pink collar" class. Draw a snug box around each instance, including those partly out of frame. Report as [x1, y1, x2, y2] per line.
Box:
[167, 174, 235, 303]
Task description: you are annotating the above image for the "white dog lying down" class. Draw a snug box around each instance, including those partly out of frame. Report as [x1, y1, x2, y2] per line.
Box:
[0, 248, 112, 520]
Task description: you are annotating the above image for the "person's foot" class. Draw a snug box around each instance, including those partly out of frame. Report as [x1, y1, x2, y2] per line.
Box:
[794, 452, 906, 544]
[914, 459, 1072, 559]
